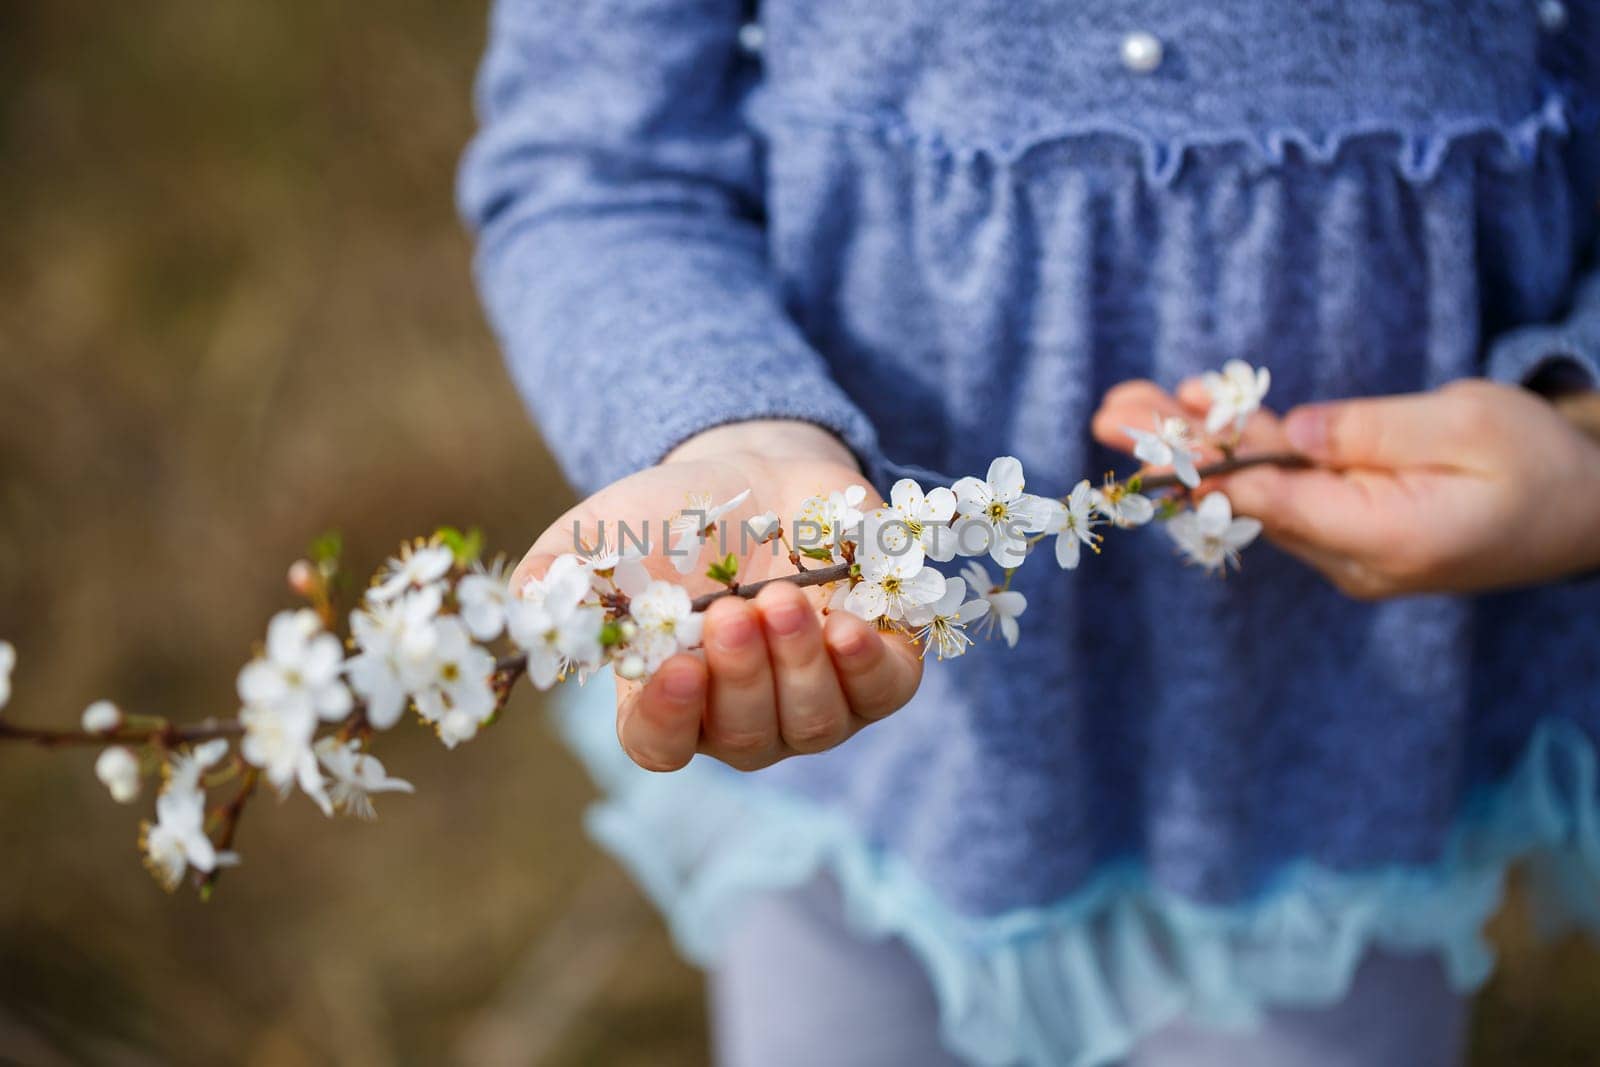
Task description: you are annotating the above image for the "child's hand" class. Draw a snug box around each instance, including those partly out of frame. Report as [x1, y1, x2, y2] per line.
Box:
[513, 421, 924, 772]
[1093, 379, 1600, 598]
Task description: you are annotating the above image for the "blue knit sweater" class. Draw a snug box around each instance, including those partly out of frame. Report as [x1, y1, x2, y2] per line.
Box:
[460, 2, 1600, 1063]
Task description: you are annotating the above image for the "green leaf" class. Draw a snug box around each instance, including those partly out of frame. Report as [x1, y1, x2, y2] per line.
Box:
[1125, 474, 1144, 494]
[599, 620, 625, 648]
[1155, 497, 1183, 521]
[799, 546, 835, 563]
[308, 530, 343, 567]
[434, 525, 484, 566]
[706, 552, 740, 586]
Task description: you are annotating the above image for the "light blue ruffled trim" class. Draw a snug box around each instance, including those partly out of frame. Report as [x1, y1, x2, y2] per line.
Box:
[746, 87, 1587, 187]
[555, 674, 1600, 1067]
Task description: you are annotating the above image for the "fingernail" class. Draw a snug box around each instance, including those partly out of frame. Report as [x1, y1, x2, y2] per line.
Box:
[713, 610, 756, 651]
[763, 600, 808, 637]
[830, 626, 872, 659]
[1285, 406, 1328, 455]
[663, 668, 701, 702]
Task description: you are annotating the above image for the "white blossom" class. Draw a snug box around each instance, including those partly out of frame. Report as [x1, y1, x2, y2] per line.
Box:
[1201, 359, 1272, 434]
[522, 553, 595, 611]
[81, 700, 122, 733]
[794, 485, 868, 562]
[746, 510, 783, 544]
[368, 542, 455, 603]
[872, 478, 958, 566]
[167, 738, 231, 796]
[456, 558, 514, 641]
[437, 706, 482, 749]
[346, 586, 444, 731]
[95, 747, 141, 804]
[844, 549, 945, 622]
[314, 737, 414, 820]
[1167, 491, 1263, 574]
[961, 561, 1028, 648]
[237, 609, 352, 724]
[143, 784, 238, 891]
[240, 702, 330, 815]
[669, 489, 751, 575]
[581, 537, 651, 597]
[507, 595, 606, 690]
[1043, 479, 1102, 570]
[1126, 415, 1201, 489]
[0, 640, 14, 710]
[411, 617, 498, 743]
[951, 457, 1053, 568]
[1092, 480, 1157, 528]
[627, 580, 704, 674]
[511, 554, 608, 687]
[905, 576, 989, 660]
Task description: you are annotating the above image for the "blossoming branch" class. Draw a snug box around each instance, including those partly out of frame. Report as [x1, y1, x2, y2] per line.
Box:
[0, 362, 1286, 896]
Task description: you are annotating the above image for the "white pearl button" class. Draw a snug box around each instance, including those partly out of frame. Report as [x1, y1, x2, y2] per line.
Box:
[1538, 0, 1568, 31]
[1120, 31, 1164, 74]
[738, 22, 765, 53]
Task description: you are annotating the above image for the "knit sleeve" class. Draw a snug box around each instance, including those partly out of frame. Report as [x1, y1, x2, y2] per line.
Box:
[1486, 237, 1600, 394]
[457, 0, 882, 494]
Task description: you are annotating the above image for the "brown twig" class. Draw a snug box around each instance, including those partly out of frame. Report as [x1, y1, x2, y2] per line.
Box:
[1136, 450, 1310, 491]
[0, 651, 532, 751]
[688, 450, 1310, 608]
[690, 561, 852, 611]
[0, 448, 1324, 899]
[492, 652, 529, 700]
[198, 766, 259, 901]
[0, 717, 244, 749]
[0, 453, 1313, 750]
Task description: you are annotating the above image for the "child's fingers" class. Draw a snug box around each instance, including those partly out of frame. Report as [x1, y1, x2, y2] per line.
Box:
[1183, 410, 1295, 473]
[824, 612, 923, 723]
[1213, 463, 1405, 564]
[1174, 375, 1294, 455]
[1176, 377, 1212, 413]
[1280, 383, 1499, 471]
[699, 597, 781, 769]
[617, 654, 706, 772]
[755, 584, 851, 754]
[515, 496, 602, 588]
[510, 551, 556, 594]
[1090, 380, 1187, 452]
[1100, 378, 1179, 410]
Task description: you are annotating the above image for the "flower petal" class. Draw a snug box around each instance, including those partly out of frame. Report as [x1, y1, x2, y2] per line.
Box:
[922, 486, 957, 524]
[889, 478, 923, 516]
[986, 456, 1025, 500]
[952, 477, 991, 516]
[1055, 532, 1081, 570]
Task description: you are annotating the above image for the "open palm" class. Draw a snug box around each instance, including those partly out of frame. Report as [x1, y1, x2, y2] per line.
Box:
[514, 421, 926, 772]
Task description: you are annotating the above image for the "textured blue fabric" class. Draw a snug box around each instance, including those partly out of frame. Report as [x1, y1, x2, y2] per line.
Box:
[1487, 240, 1600, 387]
[460, 0, 1600, 1058]
[556, 673, 1599, 1067]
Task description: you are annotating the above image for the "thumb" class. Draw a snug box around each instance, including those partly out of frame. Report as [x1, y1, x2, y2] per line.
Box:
[514, 500, 603, 589]
[1283, 392, 1462, 470]
[510, 551, 557, 594]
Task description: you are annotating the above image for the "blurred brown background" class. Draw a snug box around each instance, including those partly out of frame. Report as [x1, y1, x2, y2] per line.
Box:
[0, 2, 1596, 1064]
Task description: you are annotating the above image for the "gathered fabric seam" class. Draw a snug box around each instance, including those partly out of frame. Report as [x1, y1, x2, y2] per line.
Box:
[744, 87, 1594, 187]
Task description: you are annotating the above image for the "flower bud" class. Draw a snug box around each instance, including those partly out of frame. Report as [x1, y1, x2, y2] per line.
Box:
[81, 700, 122, 733]
[95, 746, 141, 804]
[287, 559, 319, 598]
[438, 707, 479, 749]
[616, 654, 646, 681]
[0, 639, 15, 712]
[748, 510, 783, 543]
